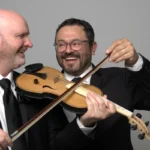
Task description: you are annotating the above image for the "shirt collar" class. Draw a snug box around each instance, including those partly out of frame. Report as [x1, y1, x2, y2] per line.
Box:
[64, 65, 93, 84]
[0, 72, 15, 87]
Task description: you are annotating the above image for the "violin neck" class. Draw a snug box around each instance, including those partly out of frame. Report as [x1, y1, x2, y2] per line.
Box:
[113, 103, 133, 118]
[66, 83, 133, 118]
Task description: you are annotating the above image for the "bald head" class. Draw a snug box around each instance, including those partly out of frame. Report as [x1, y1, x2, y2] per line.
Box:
[0, 9, 24, 18]
[0, 9, 28, 35]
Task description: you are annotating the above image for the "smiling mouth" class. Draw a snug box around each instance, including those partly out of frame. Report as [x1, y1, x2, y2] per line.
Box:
[65, 57, 78, 61]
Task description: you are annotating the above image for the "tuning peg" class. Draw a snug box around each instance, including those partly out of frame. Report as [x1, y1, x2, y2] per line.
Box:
[145, 121, 149, 126]
[138, 133, 145, 140]
[136, 113, 142, 118]
[130, 124, 137, 130]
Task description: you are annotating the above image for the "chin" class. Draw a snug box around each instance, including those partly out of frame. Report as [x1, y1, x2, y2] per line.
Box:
[14, 61, 25, 69]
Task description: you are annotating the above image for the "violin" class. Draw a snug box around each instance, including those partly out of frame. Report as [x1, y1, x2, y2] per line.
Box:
[12, 57, 150, 142]
[16, 63, 103, 114]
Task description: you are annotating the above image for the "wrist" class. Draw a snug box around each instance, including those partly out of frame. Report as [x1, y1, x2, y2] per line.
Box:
[80, 117, 96, 127]
[125, 52, 139, 67]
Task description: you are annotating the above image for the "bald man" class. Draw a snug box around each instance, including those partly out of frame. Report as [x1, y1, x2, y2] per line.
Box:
[0, 9, 32, 150]
[0, 9, 117, 150]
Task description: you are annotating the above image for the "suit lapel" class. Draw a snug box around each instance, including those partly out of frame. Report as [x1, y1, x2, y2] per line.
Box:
[90, 66, 104, 87]
[91, 72, 102, 87]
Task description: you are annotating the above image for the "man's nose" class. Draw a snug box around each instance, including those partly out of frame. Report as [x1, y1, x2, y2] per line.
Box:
[65, 44, 73, 53]
[25, 37, 33, 48]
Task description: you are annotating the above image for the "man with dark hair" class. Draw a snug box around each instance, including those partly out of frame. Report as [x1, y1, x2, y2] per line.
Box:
[51, 18, 150, 150]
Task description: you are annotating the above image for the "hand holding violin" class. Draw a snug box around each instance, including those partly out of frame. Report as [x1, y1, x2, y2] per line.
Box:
[79, 92, 116, 127]
[106, 38, 139, 66]
[0, 129, 13, 150]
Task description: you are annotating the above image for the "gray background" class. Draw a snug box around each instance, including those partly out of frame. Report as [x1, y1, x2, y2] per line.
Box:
[1, 0, 150, 149]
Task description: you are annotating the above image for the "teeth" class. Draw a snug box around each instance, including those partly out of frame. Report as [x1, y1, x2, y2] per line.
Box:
[66, 57, 76, 60]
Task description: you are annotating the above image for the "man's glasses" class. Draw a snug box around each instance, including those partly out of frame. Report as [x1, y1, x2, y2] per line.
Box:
[53, 40, 89, 52]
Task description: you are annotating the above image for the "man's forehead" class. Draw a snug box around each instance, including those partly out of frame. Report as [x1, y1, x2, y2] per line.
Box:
[57, 25, 86, 39]
[58, 25, 84, 32]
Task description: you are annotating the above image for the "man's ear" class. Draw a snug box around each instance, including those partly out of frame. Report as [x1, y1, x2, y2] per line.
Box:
[91, 42, 97, 55]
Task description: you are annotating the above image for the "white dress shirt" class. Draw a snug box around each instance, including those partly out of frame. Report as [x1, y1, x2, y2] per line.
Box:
[63, 55, 143, 135]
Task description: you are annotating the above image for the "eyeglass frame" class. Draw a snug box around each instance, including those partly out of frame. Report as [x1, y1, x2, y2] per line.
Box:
[53, 39, 89, 52]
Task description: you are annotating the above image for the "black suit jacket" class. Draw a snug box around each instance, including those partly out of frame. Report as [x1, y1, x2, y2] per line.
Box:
[45, 55, 150, 150]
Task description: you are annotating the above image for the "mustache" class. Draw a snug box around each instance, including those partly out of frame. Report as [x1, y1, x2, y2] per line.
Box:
[61, 52, 80, 59]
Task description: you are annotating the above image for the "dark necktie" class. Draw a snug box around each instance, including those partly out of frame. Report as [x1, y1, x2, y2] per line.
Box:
[71, 77, 81, 83]
[0, 78, 27, 150]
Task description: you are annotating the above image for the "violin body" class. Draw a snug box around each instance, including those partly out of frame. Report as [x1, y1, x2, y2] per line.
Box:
[16, 63, 103, 113]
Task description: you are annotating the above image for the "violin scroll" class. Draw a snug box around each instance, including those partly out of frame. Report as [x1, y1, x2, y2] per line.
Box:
[129, 113, 150, 140]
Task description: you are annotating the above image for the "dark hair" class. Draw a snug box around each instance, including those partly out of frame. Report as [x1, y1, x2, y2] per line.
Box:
[55, 18, 95, 46]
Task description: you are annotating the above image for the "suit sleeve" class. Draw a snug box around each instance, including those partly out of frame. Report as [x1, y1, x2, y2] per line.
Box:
[131, 54, 150, 110]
